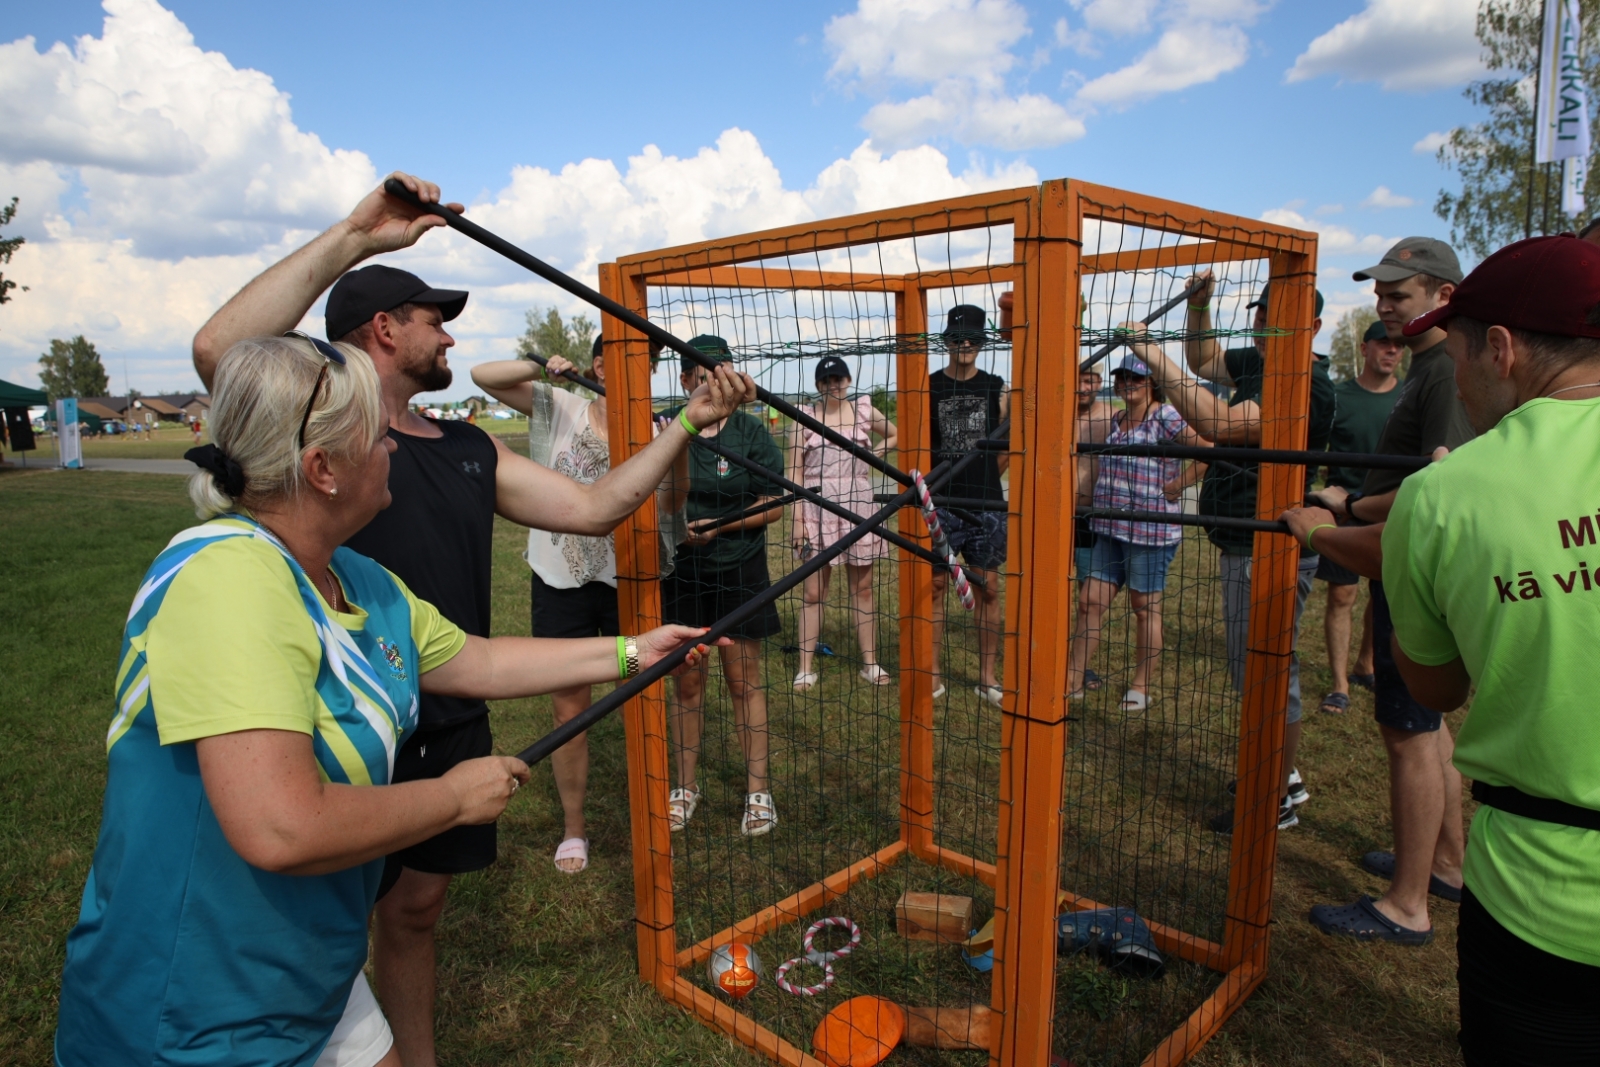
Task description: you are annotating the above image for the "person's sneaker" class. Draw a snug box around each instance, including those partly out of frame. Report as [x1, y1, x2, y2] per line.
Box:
[1209, 795, 1298, 835]
[1227, 768, 1308, 804]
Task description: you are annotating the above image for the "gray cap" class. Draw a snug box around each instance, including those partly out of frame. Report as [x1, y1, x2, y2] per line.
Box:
[1352, 237, 1463, 285]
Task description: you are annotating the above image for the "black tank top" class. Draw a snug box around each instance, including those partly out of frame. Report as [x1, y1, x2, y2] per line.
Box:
[345, 419, 499, 731]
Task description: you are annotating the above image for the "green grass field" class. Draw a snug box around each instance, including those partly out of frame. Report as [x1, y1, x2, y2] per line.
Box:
[0, 468, 1468, 1066]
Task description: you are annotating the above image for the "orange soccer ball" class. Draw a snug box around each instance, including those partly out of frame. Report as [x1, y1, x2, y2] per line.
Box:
[708, 942, 764, 999]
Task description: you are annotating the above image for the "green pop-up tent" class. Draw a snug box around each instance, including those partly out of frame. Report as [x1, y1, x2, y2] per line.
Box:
[0, 379, 47, 408]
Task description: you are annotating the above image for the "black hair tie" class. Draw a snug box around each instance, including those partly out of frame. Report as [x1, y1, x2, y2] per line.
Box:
[185, 444, 246, 497]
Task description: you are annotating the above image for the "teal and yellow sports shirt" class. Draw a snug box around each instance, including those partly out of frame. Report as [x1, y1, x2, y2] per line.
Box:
[56, 517, 465, 1066]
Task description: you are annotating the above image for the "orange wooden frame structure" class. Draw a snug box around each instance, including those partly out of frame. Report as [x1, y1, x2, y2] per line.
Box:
[597, 179, 1317, 1067]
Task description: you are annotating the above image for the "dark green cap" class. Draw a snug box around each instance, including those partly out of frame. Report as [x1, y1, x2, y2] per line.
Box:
[1362, 320, 1391, 343]
[681, 334, 731, 374]
[1247, 283, 1324, 318]
[1352, 237, 1463, 285]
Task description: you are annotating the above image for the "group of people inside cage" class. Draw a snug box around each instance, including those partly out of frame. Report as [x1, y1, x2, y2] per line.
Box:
[54, 170, 1600, 1067]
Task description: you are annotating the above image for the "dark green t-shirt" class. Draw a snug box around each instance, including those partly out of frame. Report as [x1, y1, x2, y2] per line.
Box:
[1198, 347, 1336, 554]
[670, 407, 785, 570]
[1360, 342, 1478, 497]
[1326, 377, 1402, 490]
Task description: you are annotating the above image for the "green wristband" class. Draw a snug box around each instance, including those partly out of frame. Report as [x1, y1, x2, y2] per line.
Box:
[1306, 523, 1337, 553]
[1187, 302, 1210, 312]
[617, 636, 628, 680]
[677, 409, 701, 436]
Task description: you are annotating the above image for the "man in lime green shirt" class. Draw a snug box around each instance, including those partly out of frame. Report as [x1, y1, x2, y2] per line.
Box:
[1382, 235, 1600, 1064]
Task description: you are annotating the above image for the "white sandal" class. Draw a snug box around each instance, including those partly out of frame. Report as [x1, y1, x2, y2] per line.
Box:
[859, 664, 891, 686]
[668, 787, 701, 832]
[974, 684, 1004, 707]
[553, 837, 589, 874]
[741, 792, 778, 837]
[793, 671, 819, 692]
[1120, 688, 1149, 711]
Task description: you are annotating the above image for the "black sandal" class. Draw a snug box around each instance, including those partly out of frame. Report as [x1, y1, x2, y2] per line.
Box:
[1350, 672, 1375, 691]
[1308, 895, 1432, 945]
[1320, 691, 1349, 714]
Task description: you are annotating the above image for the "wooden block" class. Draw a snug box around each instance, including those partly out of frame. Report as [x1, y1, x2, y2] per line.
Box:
[903, 1005, 992, 1050]
[895, 892, 973, 942]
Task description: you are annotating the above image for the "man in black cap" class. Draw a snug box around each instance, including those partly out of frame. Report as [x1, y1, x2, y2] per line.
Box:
[191, 172, 754, 1066]
[1132, 274, 1335, 833]
[928, 304, 1009, 706]
[1314, 319, 1402, 715]
[1307, 236, 1471, 945]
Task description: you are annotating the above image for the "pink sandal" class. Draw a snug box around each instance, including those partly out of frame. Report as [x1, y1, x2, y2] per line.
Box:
[553, 838, 589, 874]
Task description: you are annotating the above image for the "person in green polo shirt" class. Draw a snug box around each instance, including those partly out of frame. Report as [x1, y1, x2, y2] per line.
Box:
[1382, 235, 1600, 1063]
[1315, 319, 1402, 714]
[661, 336, 787, 839]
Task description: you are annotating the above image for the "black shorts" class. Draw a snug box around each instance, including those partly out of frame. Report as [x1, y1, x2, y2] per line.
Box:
[1315, 553, 1359, 586]
[936, 507, 1008, 571]
[1370, 579, 1444, 733]
[1458, 885, 1600, 1065]
[378, 714, 496, 900]
[532, 572, 620, 638]
[662, 551, 782, 640]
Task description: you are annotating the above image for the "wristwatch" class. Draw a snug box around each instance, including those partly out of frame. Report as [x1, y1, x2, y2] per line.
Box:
[1343, 492, 1363, 523]
[623, 636, 640, 679]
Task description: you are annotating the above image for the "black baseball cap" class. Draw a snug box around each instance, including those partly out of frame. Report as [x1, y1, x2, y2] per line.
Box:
[1247, 283, 1325, 318]
[1352, 237, 1464, 285]
[814, 355, 851, 382]
[943, 304, 987, 340]
[1362, 320, 1390, 343]
[325, 265, 468, 342]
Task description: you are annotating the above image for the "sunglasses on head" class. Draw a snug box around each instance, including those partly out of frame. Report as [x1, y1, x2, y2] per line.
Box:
[286, 331, 347, 449]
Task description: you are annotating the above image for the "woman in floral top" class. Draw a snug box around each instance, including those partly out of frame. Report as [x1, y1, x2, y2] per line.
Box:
[1067, 355, 1209, 710]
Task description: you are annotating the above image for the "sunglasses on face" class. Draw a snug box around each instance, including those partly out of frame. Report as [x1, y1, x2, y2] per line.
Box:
[286, 331, 347, 449]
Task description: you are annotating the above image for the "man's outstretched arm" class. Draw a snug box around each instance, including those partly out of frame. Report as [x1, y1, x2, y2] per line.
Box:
[1124, 324, 1261, 445]
[192, 173, 461, 389]
[493, 362, 757, 535]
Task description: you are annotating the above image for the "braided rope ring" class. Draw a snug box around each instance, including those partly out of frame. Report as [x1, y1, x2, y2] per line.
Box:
[911, 470, 975, 612]
[803, 916, 863, 964]
[775, 956, 835, 996]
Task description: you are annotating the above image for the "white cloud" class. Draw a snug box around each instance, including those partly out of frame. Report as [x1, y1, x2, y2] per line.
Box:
[1361, 185, 1414, 209]
[1075, 21, 1252, 106]
[1286, 0, 1483, 92]
[825, 0, 1087, 149]
[1072, 0, 1161, 36]
[0, 0, 376, 260]
[1260, 206, 1396, 256]
[1413, 130, 1451, 154]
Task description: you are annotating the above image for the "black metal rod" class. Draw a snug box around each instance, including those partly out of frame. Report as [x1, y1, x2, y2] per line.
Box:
[1078, 279, 1204, 373]
[513, 418, 1007, 766]
[689, 431, 986, 587]
[874, 493, 1009, 512]
[383, 178, 915, 487]
[519, 350, 973, 582]
[524, 352, 605, 394]
[1076, 507, 1289, 535]
[1078, 442, 1428, 472]
[702, 492, 807, 530]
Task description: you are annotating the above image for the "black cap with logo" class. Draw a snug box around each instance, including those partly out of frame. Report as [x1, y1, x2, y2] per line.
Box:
[325, 265, 468, 342]
[943, 304, 988, 341]
[1352, 237, 1464, 285]
[814, 355, 851, 383]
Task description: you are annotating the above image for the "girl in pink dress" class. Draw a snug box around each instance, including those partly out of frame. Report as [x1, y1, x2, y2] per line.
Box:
[788, 356, 898, 691]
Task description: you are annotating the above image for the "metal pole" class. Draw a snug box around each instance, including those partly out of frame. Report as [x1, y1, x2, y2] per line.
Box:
[1527, 0, 1548, 240]
[1078, 279, 1205, 373]
[383, 178, 916, 487]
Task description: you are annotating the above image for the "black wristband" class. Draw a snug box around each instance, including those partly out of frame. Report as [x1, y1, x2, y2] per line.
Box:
[1344, 493, 1363, 523]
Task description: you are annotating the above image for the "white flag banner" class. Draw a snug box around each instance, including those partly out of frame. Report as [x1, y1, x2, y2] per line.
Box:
[1535, 0, 1589, 164]
[1565, 155, 1587, 215]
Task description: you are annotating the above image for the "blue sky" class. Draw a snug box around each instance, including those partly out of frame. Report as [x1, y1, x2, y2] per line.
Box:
[0, 0, 1490, 398]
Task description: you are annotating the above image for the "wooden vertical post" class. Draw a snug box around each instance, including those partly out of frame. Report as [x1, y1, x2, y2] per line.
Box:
[1220, 250, 1317, 970]
[605, 263, 679, 995]
[992, 183, 1077, 1067]
[896, 282, 937, 859]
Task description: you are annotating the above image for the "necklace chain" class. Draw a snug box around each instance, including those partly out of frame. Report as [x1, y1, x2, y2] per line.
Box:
[1545, 380, 1600, 399]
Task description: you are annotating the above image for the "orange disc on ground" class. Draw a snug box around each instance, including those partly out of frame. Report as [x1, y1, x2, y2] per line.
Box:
[812, 996, 906, 1067]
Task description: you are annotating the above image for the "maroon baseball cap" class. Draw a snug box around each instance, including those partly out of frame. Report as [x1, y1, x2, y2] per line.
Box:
[1404, 235, 1600, 339]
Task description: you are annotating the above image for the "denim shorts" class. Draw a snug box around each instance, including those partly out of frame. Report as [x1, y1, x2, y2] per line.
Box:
[937, 507, 1008, 571]
[1074, 522, 1097, 583]
[1085, 536, 1179, 594]
[1370, 579, 1444, 733]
